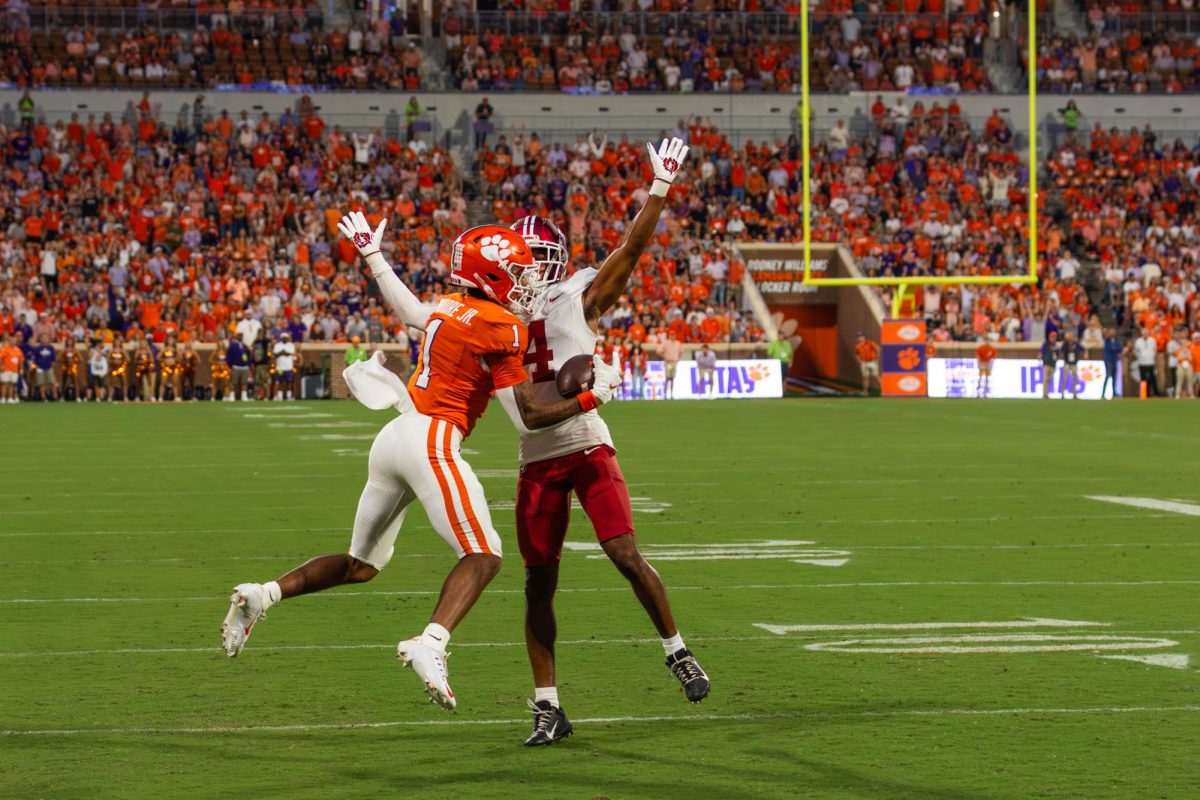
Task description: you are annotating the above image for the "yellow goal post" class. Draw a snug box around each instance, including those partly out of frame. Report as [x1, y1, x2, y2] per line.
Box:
[799, 4, 1040, 316]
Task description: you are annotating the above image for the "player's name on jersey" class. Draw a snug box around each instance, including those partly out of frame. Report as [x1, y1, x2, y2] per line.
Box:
[434, 297, 482, 326]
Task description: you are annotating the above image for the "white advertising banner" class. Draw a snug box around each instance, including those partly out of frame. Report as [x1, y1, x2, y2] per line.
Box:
[927, 358, 1118, 400]
[619, 359, 784, 400]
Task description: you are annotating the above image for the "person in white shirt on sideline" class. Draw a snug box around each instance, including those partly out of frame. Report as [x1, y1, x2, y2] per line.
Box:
[660, 331, 683, 399]
[695, 344, 718, 397]
[272, 332, 297, 401]
[1133, 327, 1161, 396]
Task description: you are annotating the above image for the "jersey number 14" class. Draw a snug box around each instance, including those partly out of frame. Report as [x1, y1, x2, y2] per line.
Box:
[523, 320, 555, 383]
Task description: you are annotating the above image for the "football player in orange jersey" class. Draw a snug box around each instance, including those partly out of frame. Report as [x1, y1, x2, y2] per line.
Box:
[220, 214, 620, 712]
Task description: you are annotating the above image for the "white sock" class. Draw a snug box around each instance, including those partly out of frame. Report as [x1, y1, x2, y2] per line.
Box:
[263, 580, 282, 610]
[420, 622, 451, 652]
[534, 687, 560, 708]
[662, 633, 685, 656]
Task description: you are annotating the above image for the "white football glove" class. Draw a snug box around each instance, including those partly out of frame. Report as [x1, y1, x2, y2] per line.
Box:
[646, 136, 690, 197]
[588, 355, 621, 405]
[336, 210, 390, 276]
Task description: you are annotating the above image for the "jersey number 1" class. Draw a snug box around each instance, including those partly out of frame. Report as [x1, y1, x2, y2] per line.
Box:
[523, 320, 555, 383]
[414, 318, 443, 389]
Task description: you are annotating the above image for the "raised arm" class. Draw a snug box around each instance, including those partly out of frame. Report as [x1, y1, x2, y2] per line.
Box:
[581, 137, 690, 326]
[338, 211, 433, 329]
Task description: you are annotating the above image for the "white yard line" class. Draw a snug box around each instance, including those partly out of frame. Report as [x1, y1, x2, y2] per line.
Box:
[0, 488, 355, 499]
[0, 526, 346, 538]
[0, 635, 781, 659]
[0, 511, 1179, 532]
[6, 540, 1200, 565]
[3, 705, 1198, 737]
[3, 580, 1199, 605]
[755, 618, 1107, 635]
[4, 628, 1197, 660]
[803, 634, 1179, 655]
[1086, 496, 1200, 517]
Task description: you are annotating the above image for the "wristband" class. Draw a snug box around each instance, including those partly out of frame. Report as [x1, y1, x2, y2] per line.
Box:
[650, 178, 671, 197]
[577, 390, 600, 412]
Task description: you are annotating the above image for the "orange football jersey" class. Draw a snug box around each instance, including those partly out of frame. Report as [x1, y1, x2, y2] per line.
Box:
[408, 293, 529, 436]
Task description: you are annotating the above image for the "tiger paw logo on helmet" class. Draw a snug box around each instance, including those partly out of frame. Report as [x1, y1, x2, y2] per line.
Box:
[478, 235, 515, 266]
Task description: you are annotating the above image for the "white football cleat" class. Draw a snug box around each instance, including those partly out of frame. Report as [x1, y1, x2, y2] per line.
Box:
[220, 583, 268, 657]
[396, 638, 456, 709]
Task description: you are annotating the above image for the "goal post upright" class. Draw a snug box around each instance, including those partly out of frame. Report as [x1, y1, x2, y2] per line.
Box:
[800, 2, 1039, 294]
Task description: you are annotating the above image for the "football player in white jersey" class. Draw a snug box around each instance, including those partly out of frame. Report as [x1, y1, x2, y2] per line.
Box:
[497, 137, 710, 747]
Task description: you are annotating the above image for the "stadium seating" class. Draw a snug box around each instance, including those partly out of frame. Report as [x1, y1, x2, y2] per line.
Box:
[0, 2, 420, 91]
[1036, 29, 1200, 94]
[448, 9, 994, 94]
[1, 1, 1198, 373]
[1046, 121, 1200, 348]
[0, 102, 467, 351]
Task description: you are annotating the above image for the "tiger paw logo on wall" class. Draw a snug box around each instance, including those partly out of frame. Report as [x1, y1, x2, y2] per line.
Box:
[897, 346, 922, 371]
[768, 313, 803, 352]
[746, 363, 770, 382]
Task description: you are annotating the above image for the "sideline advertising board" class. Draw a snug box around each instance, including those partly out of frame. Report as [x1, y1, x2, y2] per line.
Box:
[927, 358, 1117, 400]
[619, 359, 784, 400]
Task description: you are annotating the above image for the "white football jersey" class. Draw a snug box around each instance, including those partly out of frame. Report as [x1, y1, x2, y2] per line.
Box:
[518, 267, 614, 465]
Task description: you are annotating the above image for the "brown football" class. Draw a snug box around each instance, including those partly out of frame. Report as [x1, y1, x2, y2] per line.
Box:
[556, 354, 596, 398]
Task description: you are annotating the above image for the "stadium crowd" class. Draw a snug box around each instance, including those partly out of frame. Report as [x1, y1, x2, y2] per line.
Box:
[0, 1, 1005, 95]
[0, 88, 773, 402]
[449, 7, 994, 94]
[1036, 28, 1200, 94]
[0, 88, 473, 401]
[1046, 117, 1200, 395]
[0, 3, 422, 91]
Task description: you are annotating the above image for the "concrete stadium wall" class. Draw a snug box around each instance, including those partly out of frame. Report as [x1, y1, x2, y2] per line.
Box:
[6, 90, 1195, 142]
[5, 89, 1197, 156]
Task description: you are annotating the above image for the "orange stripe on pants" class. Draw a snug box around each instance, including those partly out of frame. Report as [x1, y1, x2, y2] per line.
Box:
[426, 419, 474, 555]
[440, 420, 491, 555]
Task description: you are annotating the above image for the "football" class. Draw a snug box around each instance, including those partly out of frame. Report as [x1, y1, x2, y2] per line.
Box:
[556, 354, 595, 398]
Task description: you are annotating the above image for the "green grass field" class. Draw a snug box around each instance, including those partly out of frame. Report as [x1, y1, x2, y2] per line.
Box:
[1, 398, 1198, 799]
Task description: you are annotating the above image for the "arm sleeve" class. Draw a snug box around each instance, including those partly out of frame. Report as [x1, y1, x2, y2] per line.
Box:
[364, 252, 433, 329]
[495, 385, 532, 435]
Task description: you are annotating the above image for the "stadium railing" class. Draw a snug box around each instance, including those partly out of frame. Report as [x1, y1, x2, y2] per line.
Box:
[459, 11, 802, 38]
[1066, 12, 1200, 35]
[4, 4, 324, 33]
[459, 9, 1000, 39]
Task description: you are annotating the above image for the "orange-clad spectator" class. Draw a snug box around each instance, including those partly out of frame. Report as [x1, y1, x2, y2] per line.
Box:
[976, 340, 997, 397]
[25, 214, 44, 243]
[0, 335, 23, 403]
[855, 332, 879, 397]
[216, 111, 235, 141]
[303, 114, 325, 141]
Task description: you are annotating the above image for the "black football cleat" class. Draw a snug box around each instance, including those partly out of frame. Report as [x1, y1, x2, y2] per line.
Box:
[666, 648, 710, 703]
[524, 700, 573, 747]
